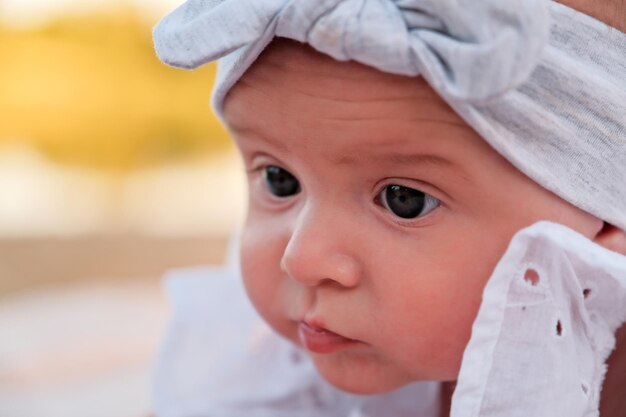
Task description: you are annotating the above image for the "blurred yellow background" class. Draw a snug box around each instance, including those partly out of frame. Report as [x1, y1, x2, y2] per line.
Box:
[0, 1, 245, 415]
[1, 5, 230, 171]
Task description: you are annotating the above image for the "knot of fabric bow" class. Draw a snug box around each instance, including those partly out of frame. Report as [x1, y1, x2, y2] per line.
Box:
[154, 0, 550, 102]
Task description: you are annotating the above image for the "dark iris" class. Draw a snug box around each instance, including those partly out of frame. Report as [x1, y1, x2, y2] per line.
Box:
[384, 185, 425, 219]
[264, 165, 300, 197]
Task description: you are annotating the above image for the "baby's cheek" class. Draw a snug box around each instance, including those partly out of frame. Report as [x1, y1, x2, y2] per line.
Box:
[428, 263, 506, 374]
[240, 224, 276, 310]
[240, 218, 296, 333]
[398, 293, 479, 377]
[387, 262, 491, 378]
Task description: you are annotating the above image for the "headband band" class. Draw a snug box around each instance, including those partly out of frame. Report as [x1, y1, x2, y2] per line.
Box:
[153, 0, 626, 230]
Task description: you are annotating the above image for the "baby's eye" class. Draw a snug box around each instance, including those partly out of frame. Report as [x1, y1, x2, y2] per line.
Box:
[263, 165, 301, 197]
[378, 184, 440, 219]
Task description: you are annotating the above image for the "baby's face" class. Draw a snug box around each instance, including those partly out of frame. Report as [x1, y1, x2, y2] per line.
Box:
[223, 39, 599, 394]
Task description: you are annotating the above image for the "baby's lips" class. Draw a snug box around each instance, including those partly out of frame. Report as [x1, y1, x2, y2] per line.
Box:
[298, 321, 361, 354]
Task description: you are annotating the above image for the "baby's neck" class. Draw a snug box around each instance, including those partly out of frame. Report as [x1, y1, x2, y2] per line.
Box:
[438, 381, 455, 417]
[600, 324, 626, 417]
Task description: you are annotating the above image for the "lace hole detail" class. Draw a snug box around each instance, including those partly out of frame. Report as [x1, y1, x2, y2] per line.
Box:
[524, 268, 540, 286]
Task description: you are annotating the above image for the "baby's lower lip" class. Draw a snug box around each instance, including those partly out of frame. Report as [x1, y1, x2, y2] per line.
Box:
[298, 322, 360, 354]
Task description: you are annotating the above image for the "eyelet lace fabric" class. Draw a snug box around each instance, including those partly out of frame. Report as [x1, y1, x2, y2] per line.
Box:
[452, 222, 626, 417]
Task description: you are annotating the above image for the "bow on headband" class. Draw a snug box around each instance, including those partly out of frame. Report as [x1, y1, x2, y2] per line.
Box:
[153, 0, 550, 102]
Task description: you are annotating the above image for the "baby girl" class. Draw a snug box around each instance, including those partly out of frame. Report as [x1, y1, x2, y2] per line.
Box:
[152, 0, 626, 415]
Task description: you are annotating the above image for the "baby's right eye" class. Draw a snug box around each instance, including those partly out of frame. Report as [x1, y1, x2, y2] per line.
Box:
[262, 165, 301, 197]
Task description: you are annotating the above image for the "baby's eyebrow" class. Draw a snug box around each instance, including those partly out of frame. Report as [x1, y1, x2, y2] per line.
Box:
[231, 126, 289, 151]
[332, 152, 453, 168]
[333, 151, 471, 184]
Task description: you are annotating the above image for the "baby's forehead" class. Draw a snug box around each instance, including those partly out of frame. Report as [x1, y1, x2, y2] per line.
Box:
[244, 38, 377, 80]
[233, 38, 440, 104]
[225, 38, 468, 140]
[224, 41, 491, 176]
[224, 38, 478, 165]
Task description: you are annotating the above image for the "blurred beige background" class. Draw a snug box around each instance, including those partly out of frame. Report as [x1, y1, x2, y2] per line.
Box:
[0, 1, 246, 415]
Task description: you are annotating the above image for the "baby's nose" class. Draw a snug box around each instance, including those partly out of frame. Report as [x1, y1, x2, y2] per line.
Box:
[280, 205, 363, 288]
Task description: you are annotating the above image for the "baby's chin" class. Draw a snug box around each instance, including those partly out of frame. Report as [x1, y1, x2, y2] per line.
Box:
[307, 350, 423, 395]
[321, 372, 410, 395]
[305, 343, 463, 395]
[274, 326, 462, 394]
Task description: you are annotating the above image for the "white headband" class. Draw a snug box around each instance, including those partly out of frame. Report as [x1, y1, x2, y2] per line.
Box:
[153, 0, 626, 230]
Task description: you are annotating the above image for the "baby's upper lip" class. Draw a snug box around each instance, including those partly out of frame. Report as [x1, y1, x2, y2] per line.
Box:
[301, 317, 357, 341]
[302, 315, 329, 331]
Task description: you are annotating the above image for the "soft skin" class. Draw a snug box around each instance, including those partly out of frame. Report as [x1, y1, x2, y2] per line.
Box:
[222, 39, 624, 395]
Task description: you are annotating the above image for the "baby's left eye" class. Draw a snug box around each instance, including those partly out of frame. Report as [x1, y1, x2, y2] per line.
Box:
[377, 185, 440, 219]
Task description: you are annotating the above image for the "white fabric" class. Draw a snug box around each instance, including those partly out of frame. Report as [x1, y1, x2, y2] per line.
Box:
[153, 0, 626, 231]
[152, 222, 626, 417]
[451, 222, 626, 417]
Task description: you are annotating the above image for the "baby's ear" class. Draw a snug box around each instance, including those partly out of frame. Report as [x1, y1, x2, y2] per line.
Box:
[594, 223, 626, 255]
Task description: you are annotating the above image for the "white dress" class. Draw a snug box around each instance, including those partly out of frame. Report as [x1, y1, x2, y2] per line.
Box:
[152, 222, 626, 417]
